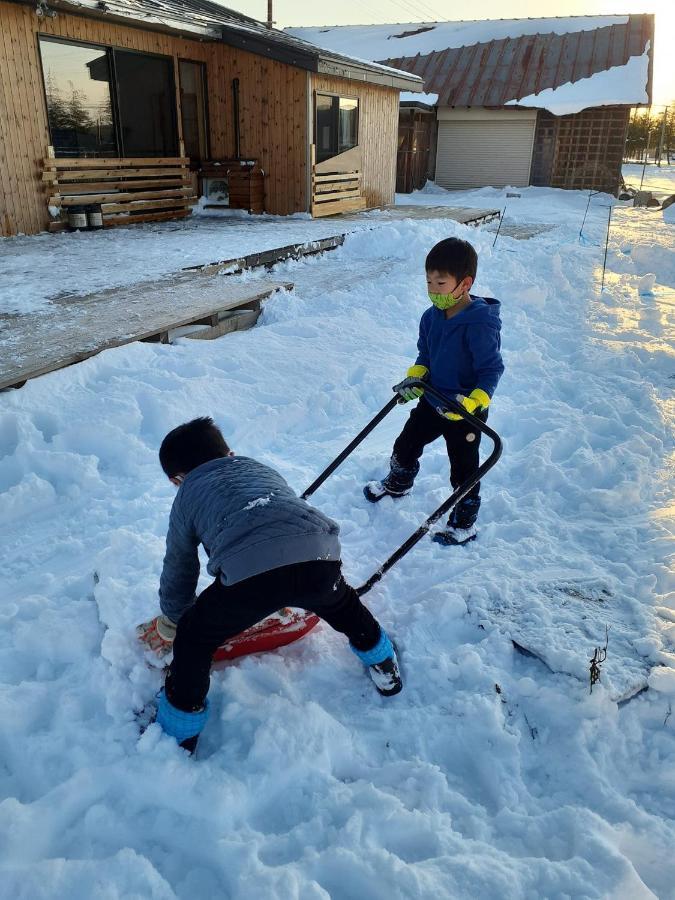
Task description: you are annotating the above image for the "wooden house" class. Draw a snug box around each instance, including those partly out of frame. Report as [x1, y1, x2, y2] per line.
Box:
[290, 16, 654, 196]
[0, 0, 421, 236]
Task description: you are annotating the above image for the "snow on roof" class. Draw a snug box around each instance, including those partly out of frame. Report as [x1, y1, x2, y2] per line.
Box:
[287, 16, 630, 60]
[400, 92, 439, 105]
[505, 44, 651, 115]
[287, 15, 654, 110]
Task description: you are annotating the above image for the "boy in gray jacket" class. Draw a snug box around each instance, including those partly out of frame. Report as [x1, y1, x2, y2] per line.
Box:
[138, 417, 401, 752]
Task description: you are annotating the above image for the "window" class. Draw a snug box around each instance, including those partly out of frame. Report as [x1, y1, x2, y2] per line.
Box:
[115, 50, 177, 157]
[315, 94, 359, 163]
[39, 38, 116, 157]
[39, 37, 178, 158]
[179, 60, 209, 162]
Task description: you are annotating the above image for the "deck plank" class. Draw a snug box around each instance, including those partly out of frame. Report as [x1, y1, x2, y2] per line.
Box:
[0, 279, 291, 390]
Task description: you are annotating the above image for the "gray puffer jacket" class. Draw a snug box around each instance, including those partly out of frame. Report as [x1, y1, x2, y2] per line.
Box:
[159, 455, 341, 622]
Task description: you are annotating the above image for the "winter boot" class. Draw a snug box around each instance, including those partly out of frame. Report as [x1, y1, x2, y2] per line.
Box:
[351, 629, 402, 696]
[433, 496, 481, 546]
[364, 456, 419, 503]
[155, 688, 210, 754]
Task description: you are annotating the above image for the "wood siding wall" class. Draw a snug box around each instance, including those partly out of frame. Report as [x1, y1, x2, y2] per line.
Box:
[0, 0, 308, 235]
[311, 74, 399, 209]
[396, 108, 436, 193]
[530, 107, 630, 194]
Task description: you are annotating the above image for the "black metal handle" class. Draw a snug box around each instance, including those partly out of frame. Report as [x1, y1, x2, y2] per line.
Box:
[301, 396, 399, 500]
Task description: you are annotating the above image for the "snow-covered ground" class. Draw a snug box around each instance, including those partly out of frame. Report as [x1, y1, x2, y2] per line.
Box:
[1, 182, 674, 898]
[623, 162, 675, 200]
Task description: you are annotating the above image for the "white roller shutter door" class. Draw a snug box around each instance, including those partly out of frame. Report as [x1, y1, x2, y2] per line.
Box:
[435, 115, 536, 189]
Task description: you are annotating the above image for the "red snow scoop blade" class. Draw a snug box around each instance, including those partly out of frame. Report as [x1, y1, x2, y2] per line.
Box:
[212, 609, 319, 662]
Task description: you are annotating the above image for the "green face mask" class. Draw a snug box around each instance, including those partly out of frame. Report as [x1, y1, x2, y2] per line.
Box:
[428, 291, 461, 310]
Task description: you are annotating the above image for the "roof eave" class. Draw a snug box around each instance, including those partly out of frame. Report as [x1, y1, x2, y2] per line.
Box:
[316, 57, 422, 91]
[217, 25, 318, 70]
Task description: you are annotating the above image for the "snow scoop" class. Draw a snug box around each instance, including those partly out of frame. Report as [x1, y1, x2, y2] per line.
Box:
[211, 381, 501, 660]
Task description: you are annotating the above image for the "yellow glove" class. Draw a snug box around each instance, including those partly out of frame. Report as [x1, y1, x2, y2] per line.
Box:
[393, 365, 429, 402]
[444, 388, 490, 421]
[136, 614, 177, 657]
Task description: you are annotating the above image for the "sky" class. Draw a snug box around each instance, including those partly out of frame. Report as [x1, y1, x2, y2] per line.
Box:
[222, 1, 674, 107]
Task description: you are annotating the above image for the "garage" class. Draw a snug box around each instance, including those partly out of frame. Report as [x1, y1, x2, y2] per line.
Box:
[435, 109, 537, 189]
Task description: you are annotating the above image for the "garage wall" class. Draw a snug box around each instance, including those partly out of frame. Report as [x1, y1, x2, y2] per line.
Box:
[435, 108, 537, 189]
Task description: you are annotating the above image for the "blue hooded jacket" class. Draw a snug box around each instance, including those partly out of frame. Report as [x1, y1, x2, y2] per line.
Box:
[415, 295, 504, 403]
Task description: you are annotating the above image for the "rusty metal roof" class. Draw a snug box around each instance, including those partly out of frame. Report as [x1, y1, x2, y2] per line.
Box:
[381, 15, 653, 107]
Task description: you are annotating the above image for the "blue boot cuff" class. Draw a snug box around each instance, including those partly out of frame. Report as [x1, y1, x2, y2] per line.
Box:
[350, 629, 393, 666]
[156, 689, 209, 742]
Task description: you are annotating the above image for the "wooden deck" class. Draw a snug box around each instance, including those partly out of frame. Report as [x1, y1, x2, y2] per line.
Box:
[0, 278, 291, 391]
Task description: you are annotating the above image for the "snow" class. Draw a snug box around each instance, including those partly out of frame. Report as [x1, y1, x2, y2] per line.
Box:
[505, 44, 650, 114]
[287, 17, 630, 61]
[1, 181, 674, 897]
[0, 209, 375, 316]
[400, 91, 438, 105]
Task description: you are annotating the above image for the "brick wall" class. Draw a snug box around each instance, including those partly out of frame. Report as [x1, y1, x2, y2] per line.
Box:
[530, 107, 630, 194]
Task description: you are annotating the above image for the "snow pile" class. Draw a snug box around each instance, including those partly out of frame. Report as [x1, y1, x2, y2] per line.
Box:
[637, 273, 656, 294]
[506, 44, 650, 114]
[0, 186, 674, 896]
[287, 16, 630, 60]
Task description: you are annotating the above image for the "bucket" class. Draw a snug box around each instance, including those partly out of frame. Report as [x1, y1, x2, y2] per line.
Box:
[67, 206, 88, 231]
[87, 204, 103, 230]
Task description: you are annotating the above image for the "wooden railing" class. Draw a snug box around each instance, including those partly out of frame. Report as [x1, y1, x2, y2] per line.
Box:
[311, 145, 367, 217]
[43, 151, 197, 230]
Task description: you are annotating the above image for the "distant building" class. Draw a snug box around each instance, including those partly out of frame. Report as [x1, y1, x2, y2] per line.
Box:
[288, 16, 654, 195]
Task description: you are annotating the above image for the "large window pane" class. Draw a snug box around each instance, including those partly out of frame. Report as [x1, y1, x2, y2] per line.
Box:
[315, 94, 359, 163]
[316, 94, 336, 163]
[338, 99, 358, 154]
[179, 60, 209, 162]
[39, 38, 116, 157]
[114, 50, 177, 157]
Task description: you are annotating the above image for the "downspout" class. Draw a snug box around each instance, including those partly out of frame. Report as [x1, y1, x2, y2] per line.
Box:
[306, 70, 312, 213]
[232, 77, 241, 158]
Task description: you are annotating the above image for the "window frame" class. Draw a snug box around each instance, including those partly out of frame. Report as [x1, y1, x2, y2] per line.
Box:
[38, 34, 180, 159]
[37, 34, 120, 158]
[314, 91, 360, 164]
[178, 57, 211, 163]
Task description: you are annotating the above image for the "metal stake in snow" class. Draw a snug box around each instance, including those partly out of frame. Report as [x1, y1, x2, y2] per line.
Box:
[492, 205, 507, 249]
[639, 106, 653, 190]
[579, 190, 602, 242]
[600, 205, 613, 292]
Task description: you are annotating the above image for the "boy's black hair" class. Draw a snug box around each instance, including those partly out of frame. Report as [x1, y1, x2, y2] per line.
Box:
[159, 417, 230, 477]
[425, 237, 478, 282]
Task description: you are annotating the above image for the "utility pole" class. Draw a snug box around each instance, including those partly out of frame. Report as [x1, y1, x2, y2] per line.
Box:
[657, 106, 668, 167]
[266, 0, 274, 28]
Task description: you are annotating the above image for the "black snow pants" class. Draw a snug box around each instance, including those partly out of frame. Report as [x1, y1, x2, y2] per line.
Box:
[166, 560, 381, 712]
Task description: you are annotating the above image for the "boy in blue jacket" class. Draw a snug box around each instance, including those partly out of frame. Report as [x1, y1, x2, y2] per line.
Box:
[365, 237, 504, 546]
[138, 417, 402, 753]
